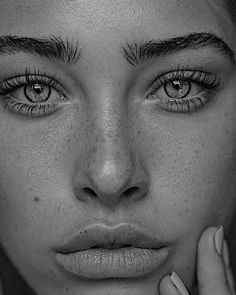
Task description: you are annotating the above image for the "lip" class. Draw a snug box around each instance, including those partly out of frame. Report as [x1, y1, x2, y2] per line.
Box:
[56, 223, 166, 252]
[54, 223, 169, 279]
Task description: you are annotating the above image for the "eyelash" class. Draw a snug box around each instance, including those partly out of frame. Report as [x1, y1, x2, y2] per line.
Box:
[0, 68, 66, 117]
[0, 67, 221, 117]
[147, 67, 221, 113]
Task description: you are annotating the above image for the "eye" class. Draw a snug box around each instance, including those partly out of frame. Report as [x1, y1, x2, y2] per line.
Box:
[164, 80, 192, 99]
[23, 83, 52, 103]
[0, 71, 68, 118]
[15, 82, 63, 105]
[147, 70, 221, 113]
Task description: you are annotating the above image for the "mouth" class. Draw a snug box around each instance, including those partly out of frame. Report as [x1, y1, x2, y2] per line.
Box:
[89, 243, 134, 249]
[54, 223, 169, 279]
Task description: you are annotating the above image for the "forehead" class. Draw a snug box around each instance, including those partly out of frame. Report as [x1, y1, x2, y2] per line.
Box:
[0, 0, 234, 53]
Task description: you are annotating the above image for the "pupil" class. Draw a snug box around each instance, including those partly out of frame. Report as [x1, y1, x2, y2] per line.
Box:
[173, 81, 182, 90]
[24, 83, 51, 103]
[34, 85, 43, 94]
[164, 80, 191, 99]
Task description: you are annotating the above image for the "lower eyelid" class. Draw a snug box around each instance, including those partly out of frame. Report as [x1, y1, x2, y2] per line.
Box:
[0, 98, 59, 117]
[154, 91, 210, 113]
[0, 89, 71, 118]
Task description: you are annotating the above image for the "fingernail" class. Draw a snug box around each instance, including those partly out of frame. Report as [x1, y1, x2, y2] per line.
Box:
[222, 239, 230, 267]
[170, 271, 189, 295]
[214, 225, 224, 255]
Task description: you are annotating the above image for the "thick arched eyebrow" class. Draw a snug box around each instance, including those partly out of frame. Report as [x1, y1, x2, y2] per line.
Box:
[0, 35, 82, 64]
[122, 32, 236, 66]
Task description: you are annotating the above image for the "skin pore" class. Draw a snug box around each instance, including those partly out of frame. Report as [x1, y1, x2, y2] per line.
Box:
[0, 0, 236, 294]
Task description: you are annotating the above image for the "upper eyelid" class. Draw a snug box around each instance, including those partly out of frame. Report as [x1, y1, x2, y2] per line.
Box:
[0, 74, 66, 94]
[153, 69, 214, 82]
[148, 67, 199, 83]
[151, 70, 220, 87]
[146, 69, 222, 100]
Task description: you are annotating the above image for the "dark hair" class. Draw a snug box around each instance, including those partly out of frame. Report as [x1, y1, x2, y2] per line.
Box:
[226, 0, 236, 24]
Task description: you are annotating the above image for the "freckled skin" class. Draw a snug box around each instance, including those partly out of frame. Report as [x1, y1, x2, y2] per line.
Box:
[0, 0, 235, 295]
[33, 196, 40, 202]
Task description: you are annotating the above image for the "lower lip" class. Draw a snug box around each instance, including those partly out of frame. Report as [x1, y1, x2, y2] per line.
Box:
[55, 247, 169, 279]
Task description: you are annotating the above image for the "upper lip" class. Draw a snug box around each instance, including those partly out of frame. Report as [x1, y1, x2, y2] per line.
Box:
[56, 223, 166, 253]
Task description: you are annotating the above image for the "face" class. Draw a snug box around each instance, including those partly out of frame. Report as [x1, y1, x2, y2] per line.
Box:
[0, 0, 236, 294]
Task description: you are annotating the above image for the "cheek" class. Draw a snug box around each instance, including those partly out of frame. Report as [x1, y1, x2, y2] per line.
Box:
[0, 116, 76, 249]
[139, 114, 236, 289]
[139, 110, 236, 234]
[0, 118, 80, 288]
[0, 146, 58, 254]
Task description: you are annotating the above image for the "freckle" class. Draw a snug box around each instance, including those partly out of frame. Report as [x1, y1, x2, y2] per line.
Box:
[33, 196, 40, 202]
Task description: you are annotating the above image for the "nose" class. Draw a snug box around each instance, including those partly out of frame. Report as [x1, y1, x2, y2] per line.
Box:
[84, 147, 148, 207]
[73, 111, 149, 208]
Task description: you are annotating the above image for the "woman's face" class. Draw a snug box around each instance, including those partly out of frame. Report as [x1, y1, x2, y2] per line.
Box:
[0, 0, 236, 294]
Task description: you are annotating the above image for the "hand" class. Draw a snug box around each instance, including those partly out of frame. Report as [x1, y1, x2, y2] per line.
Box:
[158, 226, 236, 295]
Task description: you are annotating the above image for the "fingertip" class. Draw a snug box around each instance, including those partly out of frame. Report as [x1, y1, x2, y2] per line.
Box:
[197, 226, 218, 252]
[222, 239, 230, 267]
[159, 274, 181, 295]
[170, 272, 189, 295]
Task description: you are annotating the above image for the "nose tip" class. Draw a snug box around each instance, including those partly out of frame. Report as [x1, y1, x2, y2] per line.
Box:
[81, 155, 148, 207]
[89, 157, 132, 194]
[72, 142, 149, 208]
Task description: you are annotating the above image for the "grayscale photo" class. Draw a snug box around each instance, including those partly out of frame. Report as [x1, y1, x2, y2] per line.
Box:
[0, 0, 235, 294]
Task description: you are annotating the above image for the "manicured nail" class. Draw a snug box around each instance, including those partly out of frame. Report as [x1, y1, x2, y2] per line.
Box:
[170, 271, 189, 295]
[214, 225, 224, 255]
[222, 239, 230, 267]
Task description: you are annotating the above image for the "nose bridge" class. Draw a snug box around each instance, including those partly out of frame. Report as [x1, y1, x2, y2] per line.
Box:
[86, 102, 135, 198]
[86, 96, 135, 202]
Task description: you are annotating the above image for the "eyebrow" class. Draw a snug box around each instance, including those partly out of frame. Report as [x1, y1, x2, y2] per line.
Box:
[0, 35, 82, 64]
[122, 32, 236, 66]
[0, 32, 234, 68]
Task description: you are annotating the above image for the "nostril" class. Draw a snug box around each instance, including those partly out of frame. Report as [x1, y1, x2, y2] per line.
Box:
[83, 186, 139, 198]
[83, 187, 97, 197]
[123, 186, 139, 197]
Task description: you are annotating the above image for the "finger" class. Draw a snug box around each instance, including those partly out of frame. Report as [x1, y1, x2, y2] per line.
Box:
[159, 272, 189, 295]
[222, 240, 236, 295]
[197, 225, 232, 295]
